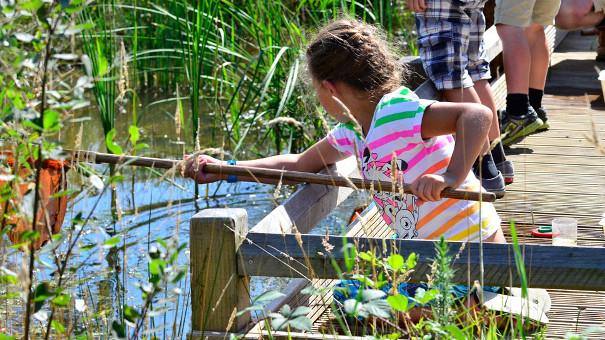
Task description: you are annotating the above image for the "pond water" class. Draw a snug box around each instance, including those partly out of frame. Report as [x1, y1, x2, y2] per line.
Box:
[5, 94, 370, 336]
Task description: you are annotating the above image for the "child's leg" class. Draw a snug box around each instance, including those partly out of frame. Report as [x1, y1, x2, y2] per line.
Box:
[496, 24, 531, 95]
[473, 80, 514, 184]
[527, 0, 561, 124]
[495, 0, 547, 145]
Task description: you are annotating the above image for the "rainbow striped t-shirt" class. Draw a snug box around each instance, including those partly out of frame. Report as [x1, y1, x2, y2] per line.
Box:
[327, 87, 500, 241]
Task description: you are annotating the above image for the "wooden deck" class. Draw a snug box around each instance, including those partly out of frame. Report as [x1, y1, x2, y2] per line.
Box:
[495, 30, 605, 338]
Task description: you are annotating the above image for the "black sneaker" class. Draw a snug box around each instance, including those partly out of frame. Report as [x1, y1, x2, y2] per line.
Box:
[500, 107, 546, 146]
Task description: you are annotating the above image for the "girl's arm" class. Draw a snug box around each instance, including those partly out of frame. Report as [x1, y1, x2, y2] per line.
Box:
[184, 137, 348, 184]
[411, 101, 492, 201]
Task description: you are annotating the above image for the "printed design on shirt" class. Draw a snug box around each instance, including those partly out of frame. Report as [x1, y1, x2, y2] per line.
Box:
[361, 147, 419, 239]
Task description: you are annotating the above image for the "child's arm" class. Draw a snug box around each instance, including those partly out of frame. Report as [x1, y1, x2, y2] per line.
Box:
[410, 102, 493, 201]
[184, 137, 348, 184]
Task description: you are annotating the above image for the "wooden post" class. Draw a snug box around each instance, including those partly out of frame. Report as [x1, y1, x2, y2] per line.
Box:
[190, 208, 250, 335]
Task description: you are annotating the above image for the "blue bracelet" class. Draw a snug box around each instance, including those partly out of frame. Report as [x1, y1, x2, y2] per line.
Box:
[227, 159, 237, 183]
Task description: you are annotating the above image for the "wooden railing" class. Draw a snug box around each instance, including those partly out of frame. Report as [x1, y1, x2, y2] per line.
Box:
[188, 24, 579, 339]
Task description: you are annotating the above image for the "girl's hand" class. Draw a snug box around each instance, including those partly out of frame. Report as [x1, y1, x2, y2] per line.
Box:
[406, 0, 427, 12]
[183, 154, 224, 184]
[410, 172, 457, 202]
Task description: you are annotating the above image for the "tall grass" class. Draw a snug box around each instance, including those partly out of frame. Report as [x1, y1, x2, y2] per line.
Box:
[80, 2, 118, 141]
[104, 0, 416, 157]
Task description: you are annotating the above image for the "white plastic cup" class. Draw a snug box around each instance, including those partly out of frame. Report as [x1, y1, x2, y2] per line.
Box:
[552, 217, 577, 246]
[598, 70, 605, 100]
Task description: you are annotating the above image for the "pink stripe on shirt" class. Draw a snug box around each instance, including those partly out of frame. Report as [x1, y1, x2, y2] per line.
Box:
[365, 125, 421, 150]
[406, 138, 450, 170]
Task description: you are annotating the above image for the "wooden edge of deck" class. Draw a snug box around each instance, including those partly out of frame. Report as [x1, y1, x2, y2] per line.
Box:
[240, 232, 605, 291]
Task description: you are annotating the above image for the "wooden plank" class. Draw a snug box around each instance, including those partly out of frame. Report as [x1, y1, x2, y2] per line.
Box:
[190, 209, 250, 333]
[251, 157, 358, 234]
[239, 233, 605, 291]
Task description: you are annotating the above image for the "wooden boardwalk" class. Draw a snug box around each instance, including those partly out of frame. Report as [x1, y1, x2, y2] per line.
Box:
[495, 31, 605, 338]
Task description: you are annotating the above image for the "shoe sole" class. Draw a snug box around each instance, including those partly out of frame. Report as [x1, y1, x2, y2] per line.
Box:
[533, 121, 550, 134]
[504, 177, 513, 185]
[502, 120, 545, 146]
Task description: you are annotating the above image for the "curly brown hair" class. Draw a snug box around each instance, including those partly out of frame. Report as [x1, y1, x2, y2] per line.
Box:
[306, 19, 405, 101]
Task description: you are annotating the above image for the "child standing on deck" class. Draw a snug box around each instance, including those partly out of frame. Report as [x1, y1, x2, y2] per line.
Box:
[185, 18, 505, 244]
[408, 0, 514, 192]
[495, 0, 560, 145]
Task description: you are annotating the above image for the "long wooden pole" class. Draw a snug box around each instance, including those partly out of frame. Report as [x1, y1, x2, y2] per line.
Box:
[72, 150, 497, 202]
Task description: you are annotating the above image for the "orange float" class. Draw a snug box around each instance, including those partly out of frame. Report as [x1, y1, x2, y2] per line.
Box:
[1, 154, 69, 250]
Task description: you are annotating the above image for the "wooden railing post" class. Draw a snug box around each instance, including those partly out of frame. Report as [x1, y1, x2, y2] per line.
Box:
[190, 208, 250, 335]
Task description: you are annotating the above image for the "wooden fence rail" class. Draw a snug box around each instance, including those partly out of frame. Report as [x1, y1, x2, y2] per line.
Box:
[240, 232, 605, 291]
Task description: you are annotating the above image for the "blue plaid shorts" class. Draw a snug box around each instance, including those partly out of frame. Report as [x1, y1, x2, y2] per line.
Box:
[415, 0, 491, 90]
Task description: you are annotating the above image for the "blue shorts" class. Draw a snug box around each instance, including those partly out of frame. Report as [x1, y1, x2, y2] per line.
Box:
[415, 0, 491, 90]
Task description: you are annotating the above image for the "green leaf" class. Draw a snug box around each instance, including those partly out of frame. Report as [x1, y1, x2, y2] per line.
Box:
[111, 320, 126, 338]
[358, 251, 373, 262]
[124, 305, 141, 323]
[149, 258, 165, 275]
[19, 0, 43, 11]
[387, 254, 404, 271]
[387, 294, 408, 312]
[236, 304, 263, 317]
[0, 333, 17, 340]
[134, 143, 149, 151]
[406, 253, 417, 269]
[444, 325, 466, 340]
[79, 243, 96, 251]
[279, 304, 291, 317]
[364, 298, 391, 319]
[43, 109, 61, 132]
[290, 306, 311, 318]
[343, 299, 365, 318]
[51, 294, 70, 306]
[416, 288, 439, 305]
[51, 320, 65, 334]
[270, 316, 287, 331]
[350, 274, 374, 288]
[33, 282, 53, 312]
[103, 236, 121, 248]
[105, 129, 123, 155]
[128, 125, 139, 145]
[252, 290, 285, 305]
[288, 316, 312, 331]
[0, 275, 17, 285]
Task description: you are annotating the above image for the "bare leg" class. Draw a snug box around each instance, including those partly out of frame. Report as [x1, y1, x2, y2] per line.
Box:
[556, 0, 604, 30]
[442, 87, 491, 155]
[496, 24, 530, 94]
[473, 80, 500, 141]
[525, 23, 550, 91]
